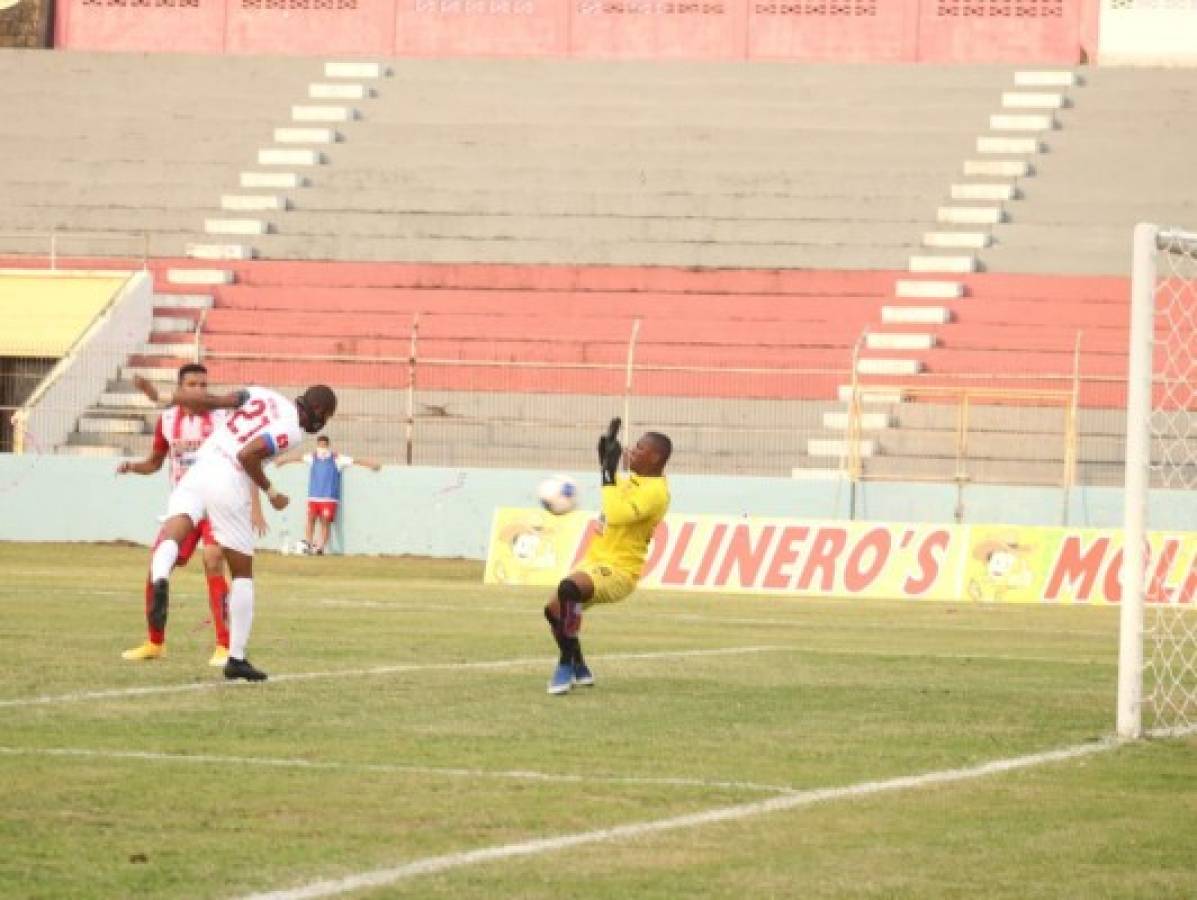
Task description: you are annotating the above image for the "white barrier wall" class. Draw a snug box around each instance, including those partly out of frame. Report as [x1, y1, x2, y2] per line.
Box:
[1099, 0, 1197, 65]
[1, 458, 1195, 559]
[12, 270, 152, 453]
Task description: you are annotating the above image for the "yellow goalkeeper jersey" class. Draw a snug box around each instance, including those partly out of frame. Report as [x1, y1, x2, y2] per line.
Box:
[583, 474, 671, 580]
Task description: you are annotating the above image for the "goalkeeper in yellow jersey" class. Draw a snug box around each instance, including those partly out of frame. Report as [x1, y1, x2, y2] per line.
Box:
[544, 419, 671, 695]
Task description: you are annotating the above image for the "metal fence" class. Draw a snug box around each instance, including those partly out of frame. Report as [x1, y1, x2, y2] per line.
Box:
[1, 322, 1138, 488]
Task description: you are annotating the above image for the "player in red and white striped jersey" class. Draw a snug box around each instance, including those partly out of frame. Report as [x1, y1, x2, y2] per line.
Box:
[116, 364, 265, 667]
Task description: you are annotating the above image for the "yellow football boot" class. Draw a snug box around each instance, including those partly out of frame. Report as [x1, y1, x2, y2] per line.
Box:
[121, 641, 165, 661]
[208, 646, 230, 668]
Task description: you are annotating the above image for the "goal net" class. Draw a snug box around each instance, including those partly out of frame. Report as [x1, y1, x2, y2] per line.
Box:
[1118, 223, 1197, 739]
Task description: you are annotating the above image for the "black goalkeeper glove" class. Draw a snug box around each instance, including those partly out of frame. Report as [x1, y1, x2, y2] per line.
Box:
[598, 417, 622, 486]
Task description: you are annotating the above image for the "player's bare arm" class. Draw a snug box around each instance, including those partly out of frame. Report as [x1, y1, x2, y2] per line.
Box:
[166, 387, 251, 412]
[238, 436, 290, 511]
[250, 487, 269, 535]
[116, 445, 167, 476]
[355, 458, 382, 472]
[131, 373, 161, 404]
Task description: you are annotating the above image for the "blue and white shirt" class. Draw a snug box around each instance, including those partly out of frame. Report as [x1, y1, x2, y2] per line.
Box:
[303, 451, 354, 502]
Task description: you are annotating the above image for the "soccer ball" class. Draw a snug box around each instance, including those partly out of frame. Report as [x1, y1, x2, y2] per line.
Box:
[537, 475, 578, 515]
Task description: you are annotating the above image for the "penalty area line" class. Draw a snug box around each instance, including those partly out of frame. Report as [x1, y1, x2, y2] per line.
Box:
[237, 737, 1121, 900]
[0, 645, 783, 709]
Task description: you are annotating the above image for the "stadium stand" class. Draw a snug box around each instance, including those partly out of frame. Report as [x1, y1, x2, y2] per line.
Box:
[1, 53, 1195, 485]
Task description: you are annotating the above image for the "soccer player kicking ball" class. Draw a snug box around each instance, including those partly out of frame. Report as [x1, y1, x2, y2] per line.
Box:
[543, 420, 672, 695]
[118, 366, 266, 667]
[150, 383, 337, 682]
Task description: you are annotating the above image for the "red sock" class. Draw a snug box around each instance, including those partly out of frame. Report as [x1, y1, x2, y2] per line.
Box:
[145, 575, 165, 645]
[207, 575, 230, 648]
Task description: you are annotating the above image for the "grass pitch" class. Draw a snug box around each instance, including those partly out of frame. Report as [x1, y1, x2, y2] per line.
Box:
[1, 543, 1194, 899]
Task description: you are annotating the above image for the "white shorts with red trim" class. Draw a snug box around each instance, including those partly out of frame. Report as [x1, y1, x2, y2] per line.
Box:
[166, 456, 255, 556]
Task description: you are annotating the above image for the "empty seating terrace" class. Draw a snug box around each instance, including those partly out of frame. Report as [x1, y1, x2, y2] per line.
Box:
[3, 53, 1196, 483]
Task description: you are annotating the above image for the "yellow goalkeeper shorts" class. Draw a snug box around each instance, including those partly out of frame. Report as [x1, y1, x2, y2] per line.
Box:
[575, 561, 637, 607]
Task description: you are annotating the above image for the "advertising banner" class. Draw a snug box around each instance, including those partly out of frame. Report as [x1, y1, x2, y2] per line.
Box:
[484, 508, 1197, 606]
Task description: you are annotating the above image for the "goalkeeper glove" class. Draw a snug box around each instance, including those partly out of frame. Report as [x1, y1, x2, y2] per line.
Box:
[598, 417, 622, 486]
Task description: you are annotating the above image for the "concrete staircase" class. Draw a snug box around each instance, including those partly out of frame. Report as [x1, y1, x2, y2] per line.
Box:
[61, 291, 212, 457]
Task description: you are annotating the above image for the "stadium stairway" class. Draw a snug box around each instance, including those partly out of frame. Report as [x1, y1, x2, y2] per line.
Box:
[2, 55, 1195, 276]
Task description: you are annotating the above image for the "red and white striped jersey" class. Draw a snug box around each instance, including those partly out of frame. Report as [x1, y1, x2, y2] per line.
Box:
[152, 406, 227, 486]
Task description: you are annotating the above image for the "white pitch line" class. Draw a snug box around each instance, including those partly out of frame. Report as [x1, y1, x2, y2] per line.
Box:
[0, 746, 793, 795]
[238, 737, 1122, 900]
[0, 645, 782, 710]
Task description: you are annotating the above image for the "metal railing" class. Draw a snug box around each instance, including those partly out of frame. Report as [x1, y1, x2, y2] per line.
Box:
[0, 231, 150, 270]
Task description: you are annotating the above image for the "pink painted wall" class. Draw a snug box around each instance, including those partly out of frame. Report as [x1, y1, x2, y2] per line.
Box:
[395, 2, 568, 58]
[748, 2, 919, 64]
[57, 0, 227, 53]
[56, 0, 1098, 63]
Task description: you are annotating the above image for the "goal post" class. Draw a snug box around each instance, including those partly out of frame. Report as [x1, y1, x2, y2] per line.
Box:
[1118, 222, 1197, 739]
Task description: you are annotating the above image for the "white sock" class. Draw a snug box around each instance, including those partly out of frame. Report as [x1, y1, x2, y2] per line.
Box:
[150, 540, 179, 583]
[228, 577, 254, 659]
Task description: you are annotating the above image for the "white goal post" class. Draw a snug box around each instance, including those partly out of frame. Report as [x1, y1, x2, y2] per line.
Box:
[1118, 223, 1197, 739]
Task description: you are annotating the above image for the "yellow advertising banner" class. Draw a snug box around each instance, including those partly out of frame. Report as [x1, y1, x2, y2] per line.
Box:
[484, 508, 1197, 606]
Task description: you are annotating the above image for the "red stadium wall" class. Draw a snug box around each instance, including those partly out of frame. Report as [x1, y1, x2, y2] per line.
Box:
[56, 0, 1102, 63]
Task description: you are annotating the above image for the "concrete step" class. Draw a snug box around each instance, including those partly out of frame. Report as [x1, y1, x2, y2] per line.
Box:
[79, 415, 148, 435]
[140, 341, 196, 356]
[152, 293, 213, 310]
[310, 82, 372, 100]
[1001, 91, 1067, 110]
[185, 243, 255, 261]
[258, 148, 324, 166]
[977, 136, 1043, 155]
[292, 105, 358, 123]
[204, 218, 270, 236]
[909, 255, 977, 274]
[894, 279, 963, 299]
[937, 206, 1004, 225]
[837, 385, 906, 405]
[856, 358, 922, 376]
[963, 159, 1032, 177]
[990, 113, 1056, 132]
[790, 467, 846, 481]
[1014, 71, 1078, 88]
[922, 231, 990, 249]
[950, 183, 1017, 202]
[865, 332, 935, 351]
[822, 411, 893, 430]
[241, 171, 307, 189]
[99, 391, 156, 409]
[221, 194, 289, 212]
[274, 127, 340, 145]
[881, 305, 951, 325]
[151, 316, 196, 333]
[166, 268, 234, 286]
[807, 438, 876, 458]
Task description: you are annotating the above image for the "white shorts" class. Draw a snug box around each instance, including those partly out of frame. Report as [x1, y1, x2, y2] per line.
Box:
[166, 456, 255, 556]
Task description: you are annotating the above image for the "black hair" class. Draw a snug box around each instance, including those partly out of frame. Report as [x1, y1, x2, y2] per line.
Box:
[177, 363, 208, 383]
[303, 384, 338, 415]
[644, 431, 673, 463]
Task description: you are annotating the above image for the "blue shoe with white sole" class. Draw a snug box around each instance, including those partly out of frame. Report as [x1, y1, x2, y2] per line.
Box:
[572, 662, 595, 687]
[547, 662, 574, 695]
